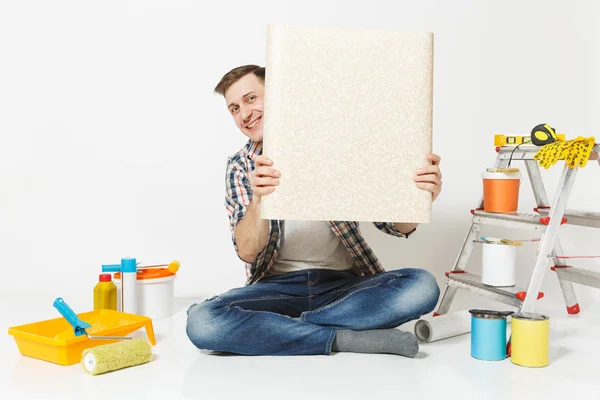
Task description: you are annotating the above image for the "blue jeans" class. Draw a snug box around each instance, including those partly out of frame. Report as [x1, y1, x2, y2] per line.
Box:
[186, 268, 440, 356]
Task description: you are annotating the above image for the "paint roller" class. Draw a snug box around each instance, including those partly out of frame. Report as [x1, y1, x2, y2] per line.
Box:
[137, 259, 180, 274]
[54, 297, 153, 374]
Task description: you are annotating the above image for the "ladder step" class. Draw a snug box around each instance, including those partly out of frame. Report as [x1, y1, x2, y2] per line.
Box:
[471, 209, 544, 230]
[445, 271, 544, 308]
[536, 208, 600, 228]
[553, 266, 600, 289]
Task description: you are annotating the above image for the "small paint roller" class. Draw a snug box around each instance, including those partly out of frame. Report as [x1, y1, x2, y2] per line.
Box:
[414, 310, 472, 343]
[81, 338, 152, 375]
[137, 259, 180, 274]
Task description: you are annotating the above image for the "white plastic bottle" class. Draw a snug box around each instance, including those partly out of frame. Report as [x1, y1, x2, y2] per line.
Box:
[120, 257, 138, 314]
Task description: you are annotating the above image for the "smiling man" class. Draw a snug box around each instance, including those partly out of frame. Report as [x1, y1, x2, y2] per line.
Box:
[225, 69, 264, 143]
[186, 64, 443, 357]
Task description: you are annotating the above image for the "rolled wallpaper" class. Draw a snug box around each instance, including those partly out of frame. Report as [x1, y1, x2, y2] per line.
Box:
[414, 310, 472, 343]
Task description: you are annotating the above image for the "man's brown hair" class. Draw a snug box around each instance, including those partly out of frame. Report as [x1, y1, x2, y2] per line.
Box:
[214, 65, 265, 96]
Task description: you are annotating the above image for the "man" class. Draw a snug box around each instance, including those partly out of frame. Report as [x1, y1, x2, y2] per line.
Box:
[186, 65, 443, 357]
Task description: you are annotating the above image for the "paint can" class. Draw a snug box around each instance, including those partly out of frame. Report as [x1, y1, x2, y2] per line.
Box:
[114, 268, 176, 320]
[482, 242, 516, 287]
[510, 312, 549, 367]
[482, 170, 521, 213]
[469, 309, 513, 361]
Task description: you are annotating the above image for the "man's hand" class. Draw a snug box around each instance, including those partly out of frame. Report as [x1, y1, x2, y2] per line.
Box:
[234, 154, 279, 263]
[250, 155, 280, 200]
[391, 154, 442, 235]
[413, 153, 442, 202]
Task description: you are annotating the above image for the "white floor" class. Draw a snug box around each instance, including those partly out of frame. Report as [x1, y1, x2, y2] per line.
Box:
[2, 295, 599, 400]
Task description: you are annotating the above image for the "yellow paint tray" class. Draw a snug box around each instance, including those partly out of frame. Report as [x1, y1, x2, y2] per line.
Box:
[8, 309, 156, 366]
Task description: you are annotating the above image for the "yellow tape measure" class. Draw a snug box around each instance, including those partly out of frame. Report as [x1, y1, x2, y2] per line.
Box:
[531, 124, 559, 146]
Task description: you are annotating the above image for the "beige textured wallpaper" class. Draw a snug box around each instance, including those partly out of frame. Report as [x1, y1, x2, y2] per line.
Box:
[261, 24, 434, 223]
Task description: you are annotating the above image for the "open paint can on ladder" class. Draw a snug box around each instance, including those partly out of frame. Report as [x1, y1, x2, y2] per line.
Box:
[114, 268, 176, 320]
[482, 169, 521, 213]
[482, 242, 516, 287]
[510, 312, 550, 367]
[469, 309, 513, 361]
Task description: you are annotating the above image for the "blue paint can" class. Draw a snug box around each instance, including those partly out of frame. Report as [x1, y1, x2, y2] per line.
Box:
[469, 309, 513, 361]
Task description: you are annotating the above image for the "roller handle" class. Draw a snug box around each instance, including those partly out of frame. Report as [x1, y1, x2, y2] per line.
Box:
[53, 297, 91, 336]
[101, 264, 121, 273]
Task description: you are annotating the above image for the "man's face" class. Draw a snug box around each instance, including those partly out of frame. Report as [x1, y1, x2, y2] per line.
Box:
[225, 73, 265, 142]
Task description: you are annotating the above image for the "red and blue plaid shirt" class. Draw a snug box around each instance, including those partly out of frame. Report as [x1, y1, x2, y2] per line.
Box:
[225, 140, 415, 285]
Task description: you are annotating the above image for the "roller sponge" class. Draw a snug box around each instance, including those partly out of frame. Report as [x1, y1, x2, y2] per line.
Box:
[81, 338, 152, 375]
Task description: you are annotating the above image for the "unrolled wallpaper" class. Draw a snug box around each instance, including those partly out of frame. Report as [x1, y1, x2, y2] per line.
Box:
[261, 24, 434, 222]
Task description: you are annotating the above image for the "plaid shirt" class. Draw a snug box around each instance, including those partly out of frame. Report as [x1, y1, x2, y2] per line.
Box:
[225, 140, 415, 285]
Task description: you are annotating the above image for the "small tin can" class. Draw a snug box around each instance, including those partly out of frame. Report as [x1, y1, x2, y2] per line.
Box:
[469, 309, 512, 361]
[510, 312, 549, 367]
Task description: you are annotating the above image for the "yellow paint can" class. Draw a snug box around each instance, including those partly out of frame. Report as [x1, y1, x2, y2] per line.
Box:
[510, 312, 549, 367]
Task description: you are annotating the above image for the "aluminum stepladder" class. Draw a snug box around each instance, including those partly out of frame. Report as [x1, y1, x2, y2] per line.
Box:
[435, 142, 600, 316]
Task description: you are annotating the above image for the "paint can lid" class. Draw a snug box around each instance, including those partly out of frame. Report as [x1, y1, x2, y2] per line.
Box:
[469, 309, 514, 320]
[511, 312, 549, 321]
[114, 268, 175, 281]
[482, 170, 521, 180]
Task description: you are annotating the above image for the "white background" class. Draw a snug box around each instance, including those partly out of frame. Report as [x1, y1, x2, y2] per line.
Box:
[1, 0, 599, 313]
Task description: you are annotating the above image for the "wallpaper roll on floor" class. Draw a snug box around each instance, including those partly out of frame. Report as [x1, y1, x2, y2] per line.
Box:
[262, 24, 434, 223]
[414, 310, 472, 343]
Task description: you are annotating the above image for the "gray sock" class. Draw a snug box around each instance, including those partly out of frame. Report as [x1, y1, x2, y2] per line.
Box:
[332, 329, 419, 358]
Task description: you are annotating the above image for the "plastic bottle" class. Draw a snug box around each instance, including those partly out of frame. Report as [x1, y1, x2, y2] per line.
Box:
[120, 257, 138, 314]
[94, 273, 117, 310]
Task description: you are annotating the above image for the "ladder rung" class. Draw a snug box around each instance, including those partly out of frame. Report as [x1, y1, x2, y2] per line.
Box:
[536, 208, 600, 228]
[445, 271, 543, 308]
[553, 267, 600, 289]
[471, 209, 543, 230]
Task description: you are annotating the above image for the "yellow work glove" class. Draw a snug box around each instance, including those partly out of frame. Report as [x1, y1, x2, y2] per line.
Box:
[534, 136, 595, 169]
